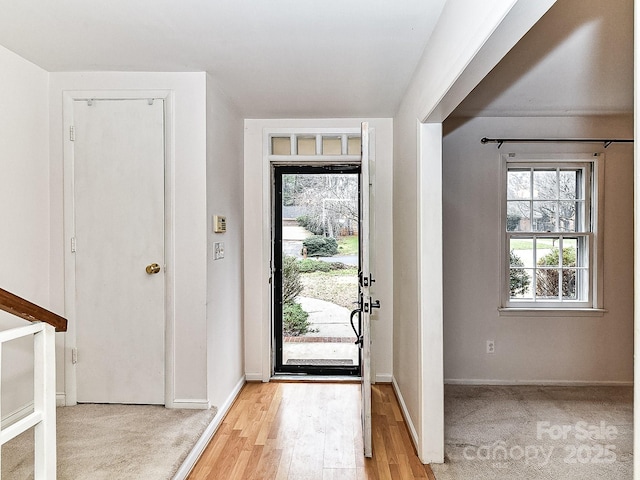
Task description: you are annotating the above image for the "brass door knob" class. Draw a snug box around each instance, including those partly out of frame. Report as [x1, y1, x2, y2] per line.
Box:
[146, 263, 161, 275]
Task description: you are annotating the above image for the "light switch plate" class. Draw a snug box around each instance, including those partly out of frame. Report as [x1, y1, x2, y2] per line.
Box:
[214, 242, 225, 260]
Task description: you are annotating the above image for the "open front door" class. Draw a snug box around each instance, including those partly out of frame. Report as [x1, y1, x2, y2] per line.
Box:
[359, 121, 378, 457]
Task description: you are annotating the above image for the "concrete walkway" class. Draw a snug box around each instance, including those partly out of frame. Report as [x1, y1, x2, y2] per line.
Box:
[282, 225, 310, 257]
[283, 225, 312, 241]
[316, 254, 358, 266]
[296, 296, 356, 337]
[283, 296, 359, 365]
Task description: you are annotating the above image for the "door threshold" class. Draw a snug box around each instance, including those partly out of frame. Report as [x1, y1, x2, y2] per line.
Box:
[271, 374, 361, 383]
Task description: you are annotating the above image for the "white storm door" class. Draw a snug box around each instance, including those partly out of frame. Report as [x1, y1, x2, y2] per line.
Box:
[73, 98, 165, 404]
[360, 122, 373, 457]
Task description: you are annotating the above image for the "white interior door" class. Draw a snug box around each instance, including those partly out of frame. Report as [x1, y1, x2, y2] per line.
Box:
[73, 98, 165, 404]
[360, 122, 373, 457]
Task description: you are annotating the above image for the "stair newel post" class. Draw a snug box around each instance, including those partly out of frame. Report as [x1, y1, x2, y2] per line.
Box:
[34, 323, 57, 479]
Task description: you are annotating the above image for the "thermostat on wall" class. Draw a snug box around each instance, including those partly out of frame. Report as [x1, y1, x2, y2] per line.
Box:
[213, 215, 227, 233]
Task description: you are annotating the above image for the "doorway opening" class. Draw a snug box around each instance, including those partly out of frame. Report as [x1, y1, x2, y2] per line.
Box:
[274, 165, 361, 376]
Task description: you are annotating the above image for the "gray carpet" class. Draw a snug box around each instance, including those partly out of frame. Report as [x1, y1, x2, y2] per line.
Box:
[431, 385, 632, 480]
[2, 403, 217, 479]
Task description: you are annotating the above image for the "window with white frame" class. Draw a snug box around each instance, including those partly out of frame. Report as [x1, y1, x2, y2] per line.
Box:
[502, 154, 603, 310]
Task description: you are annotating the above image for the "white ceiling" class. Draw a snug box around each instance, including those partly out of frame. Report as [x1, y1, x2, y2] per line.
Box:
[452, 0, 633, 117]
[0, 0, 446, 118]
[0, 0, 632, 119]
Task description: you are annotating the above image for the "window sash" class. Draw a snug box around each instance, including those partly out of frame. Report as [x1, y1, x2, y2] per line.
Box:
[506, 233, 592, 308]
[506, 164, 590, 234]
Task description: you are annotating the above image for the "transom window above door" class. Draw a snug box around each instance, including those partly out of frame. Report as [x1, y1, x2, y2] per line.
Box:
[271, 134, 361, 156]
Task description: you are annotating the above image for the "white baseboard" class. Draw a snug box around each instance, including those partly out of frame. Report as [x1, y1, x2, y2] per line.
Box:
[391, 377, 419, 452]
[173, 376, 246, 480]
[1, 402, 34, 429]
[444, 378, 634, 386]
[375, 374, 392, 384]
[245, 373, 264, 382]
[57, 393, 66, 407]
[170, 399, 211, 410]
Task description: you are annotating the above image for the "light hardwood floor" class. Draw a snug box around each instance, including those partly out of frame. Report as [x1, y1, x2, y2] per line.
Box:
[188, 382, 436, 480]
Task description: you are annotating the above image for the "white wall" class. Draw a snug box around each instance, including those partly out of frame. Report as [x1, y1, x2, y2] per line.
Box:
[442, 115, 634, 384]
[392, 0, 556, 462]
[0, 45, 51, 418]
[205, 75, 245, 408]
[634, 0, 639, 471]
[48, 72, 208, 405]
[243, 118, 394, 382]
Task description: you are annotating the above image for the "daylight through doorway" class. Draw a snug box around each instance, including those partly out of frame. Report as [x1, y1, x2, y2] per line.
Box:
[274, 165, 361, 375]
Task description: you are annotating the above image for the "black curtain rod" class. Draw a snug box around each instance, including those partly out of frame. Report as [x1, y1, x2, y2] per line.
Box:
[481, 137, 634, 149]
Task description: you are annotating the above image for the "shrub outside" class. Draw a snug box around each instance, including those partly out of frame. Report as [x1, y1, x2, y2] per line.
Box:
[303, 235, 338, 257]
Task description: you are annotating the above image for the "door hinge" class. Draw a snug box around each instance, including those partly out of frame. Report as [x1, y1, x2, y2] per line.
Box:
[72, 348, 78, 364]
[69, 125, 75, 142]
[71, 237, 76, 253]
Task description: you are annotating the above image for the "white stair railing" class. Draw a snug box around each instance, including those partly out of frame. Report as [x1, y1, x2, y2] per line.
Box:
[0, 322, 57, 479]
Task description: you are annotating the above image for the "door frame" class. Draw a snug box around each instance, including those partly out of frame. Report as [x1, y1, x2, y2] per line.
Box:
[261, 127, 375, 379]
[272, 164, 362, 376]
[62, 90, 175, 406]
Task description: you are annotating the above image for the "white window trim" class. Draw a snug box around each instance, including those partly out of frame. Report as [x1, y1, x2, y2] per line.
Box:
[499, 153, 605, 315]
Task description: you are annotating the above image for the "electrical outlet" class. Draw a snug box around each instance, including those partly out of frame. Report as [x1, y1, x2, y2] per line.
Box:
[486, 340, 495, 354]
